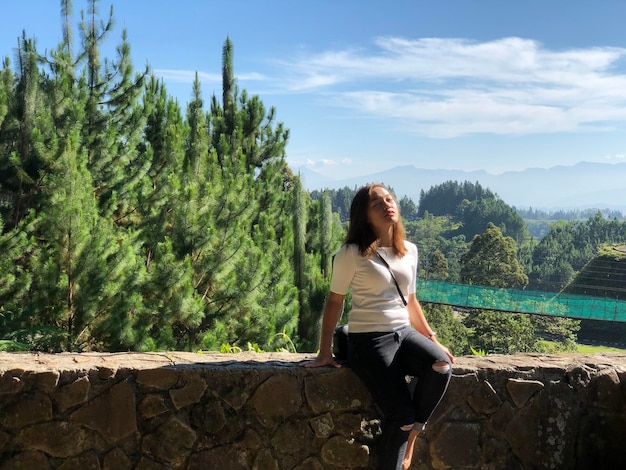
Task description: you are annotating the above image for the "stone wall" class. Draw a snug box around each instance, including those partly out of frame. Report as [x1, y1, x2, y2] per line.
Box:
[0, 351, 624, 469]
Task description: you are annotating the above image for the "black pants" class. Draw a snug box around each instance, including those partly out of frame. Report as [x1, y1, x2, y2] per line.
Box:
[349, 326, 452, 470]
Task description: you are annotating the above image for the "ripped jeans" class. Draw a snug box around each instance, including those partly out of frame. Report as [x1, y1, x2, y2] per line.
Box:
[348, 326, 452, 470]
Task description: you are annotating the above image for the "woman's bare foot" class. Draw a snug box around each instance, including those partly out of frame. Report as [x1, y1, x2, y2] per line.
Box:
[402, 428, 420, 469]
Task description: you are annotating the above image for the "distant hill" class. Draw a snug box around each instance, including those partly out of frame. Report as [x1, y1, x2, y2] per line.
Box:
[297, 161, 626, 211]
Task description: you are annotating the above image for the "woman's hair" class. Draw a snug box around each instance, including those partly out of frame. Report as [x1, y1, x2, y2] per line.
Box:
[345, 183, 407, 257]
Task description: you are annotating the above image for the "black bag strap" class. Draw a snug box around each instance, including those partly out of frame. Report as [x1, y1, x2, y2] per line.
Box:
[376, 251, 408, 306]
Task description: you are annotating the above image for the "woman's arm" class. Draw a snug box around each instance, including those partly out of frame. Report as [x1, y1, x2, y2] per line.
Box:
[407, 293, 455, 363]
[303, 291, 346, 368]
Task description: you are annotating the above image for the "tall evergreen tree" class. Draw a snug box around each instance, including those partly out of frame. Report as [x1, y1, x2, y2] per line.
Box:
[0, 34, 48, 230]
[75, 0, 149, 219]
[166, 39, 298, 351]
[133, 75, 204, 351]
[30, 124, 142, 351]
[211, 37, 289, 170]
[1, 7, 315, 354]
[0, 211, 37, 351]
[293, 176, 312, 347]
[251, 160, 299, 351]
[319, 190, 334, 279]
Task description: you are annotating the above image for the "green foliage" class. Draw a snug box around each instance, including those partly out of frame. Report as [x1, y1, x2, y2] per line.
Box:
[470, 346, 487, 356]
[464, 310, 538, 354]
[460, 223, 538, 354]
[0, 4, 305, 353]
[404, 212, 465, 281]
[461, 223, 528, 289]
[575, 343, 626, 353]
[220, 343, 242, 353]
[417, 181, 531, 271]
[422, 303, 470, 356]
[273, 330, 298, 353]
[531, 316, 579, 352]
[1, 2, 621, 355]
[0, 340, 29, 352]
[399, 195, 418, 221]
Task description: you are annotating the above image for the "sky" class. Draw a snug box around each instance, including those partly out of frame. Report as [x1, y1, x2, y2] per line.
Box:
[3, 0, 626, 181]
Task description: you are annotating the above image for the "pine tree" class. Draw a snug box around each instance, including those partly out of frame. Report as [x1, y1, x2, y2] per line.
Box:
[0, 3, 151, 352]
[167, 58, 298, 351]
[132, 76, 206, 350]
[293, 175, 310, 346]
[0, 211, 38, 351]
[137, 75, 186, 265]
[1, 11, 307, 353]
[28, 105, 143, 351]
[75, 0, 149, 219]
[211, 37, 289, 170]
[319, 191, 334, 279]
[253, 160, 299, 351]
[181, 38, 296, 351]
[0, 33, 48, 230]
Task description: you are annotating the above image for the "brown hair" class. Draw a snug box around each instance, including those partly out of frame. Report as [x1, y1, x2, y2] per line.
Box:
[345, 183, 407, 257]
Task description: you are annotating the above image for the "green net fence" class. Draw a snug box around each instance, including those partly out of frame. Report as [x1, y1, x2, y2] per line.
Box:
[417, 279, 626, 322]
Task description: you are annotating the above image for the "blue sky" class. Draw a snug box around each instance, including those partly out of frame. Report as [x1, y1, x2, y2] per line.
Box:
[3, 0, 626, 180]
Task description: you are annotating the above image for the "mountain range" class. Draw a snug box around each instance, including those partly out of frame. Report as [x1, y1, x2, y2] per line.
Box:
[298, 161, 626, 212]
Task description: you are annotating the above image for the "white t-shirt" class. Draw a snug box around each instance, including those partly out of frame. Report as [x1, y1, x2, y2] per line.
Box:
[330, 241, 418, 333]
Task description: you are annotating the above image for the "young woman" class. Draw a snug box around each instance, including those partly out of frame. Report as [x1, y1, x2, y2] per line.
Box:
[304, 183, 454, 470]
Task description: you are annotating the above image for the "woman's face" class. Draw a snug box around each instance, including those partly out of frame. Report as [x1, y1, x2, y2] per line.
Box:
[367, 186, 399, 232]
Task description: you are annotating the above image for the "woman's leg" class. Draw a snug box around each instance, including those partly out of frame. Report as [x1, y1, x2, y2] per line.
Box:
[349, 331, 415, 470]
[397, 328, 452, 467]
[402, 428, 420, 470]
[398, 328, 452, 424]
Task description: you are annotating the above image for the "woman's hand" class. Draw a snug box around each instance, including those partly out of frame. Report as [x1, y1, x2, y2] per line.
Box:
[302, 352, 342, 368]
[433, 339, 455, 364]
[303, 292, 345, 369]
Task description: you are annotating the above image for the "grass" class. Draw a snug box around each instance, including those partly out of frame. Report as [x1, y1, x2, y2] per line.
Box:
[575, 343, 626, 353]
[537, 340, 625, 354]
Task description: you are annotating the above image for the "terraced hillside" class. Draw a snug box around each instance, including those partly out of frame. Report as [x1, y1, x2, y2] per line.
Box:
[564, 245, 626, 346]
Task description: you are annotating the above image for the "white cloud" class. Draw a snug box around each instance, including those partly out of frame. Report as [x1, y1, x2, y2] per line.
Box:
[603, 153, 626, 160]
[154, 69, 220, 83]
[297, 158, 349, 168]
[154, 69, 266, 84]
[278, 37, 626, 138]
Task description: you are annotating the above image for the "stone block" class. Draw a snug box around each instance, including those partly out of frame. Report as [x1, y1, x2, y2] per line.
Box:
[250, 373, 302, 428]
[431, 422, 481, 468]
[1, 391, 52, 428]
[141, 415, 197, 467]
[34, 370, 60, 393]
[467, 379, 501, 414]
[304, 369, 371, 414]
[588, 368, 623, 410]
[70, 380, 137, 443]
[56, 376, 90, 412]
[188, 446, 250, 470]
[320, 435, 369, 469]
[56, 451, 100, 470]
[310, 412, 335, 438]
[0, 450, 51, 470]
[136, 368, 179, 390]
[0, 374, 24, 396]
[169, 371, 207, 409]
[15, 422, 95, 458]
[138, 394, 169, 419]
[103, 447, 132, 470]
[506, 378, 544, 408]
